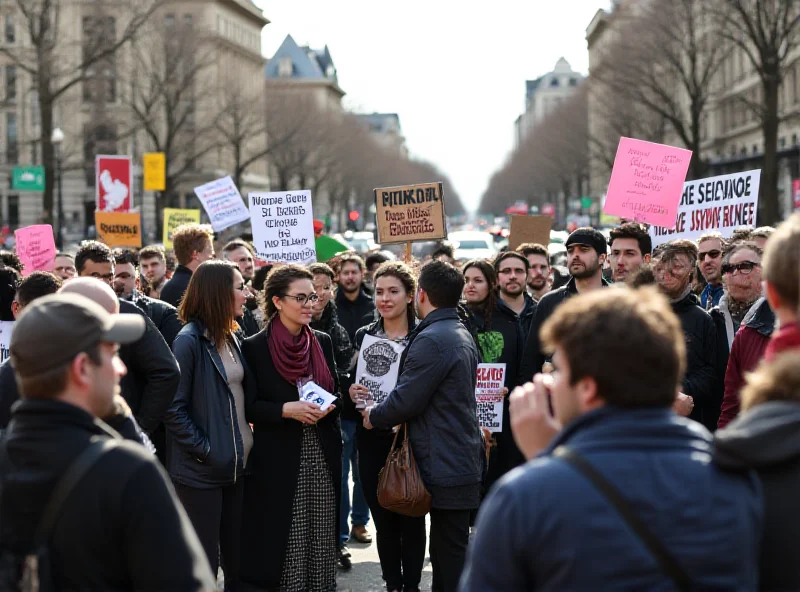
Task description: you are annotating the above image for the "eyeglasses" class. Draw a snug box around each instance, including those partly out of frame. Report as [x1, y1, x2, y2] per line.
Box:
[721, 261, 760, 276]
[282, 293, 319, 306]
[698, 250, 721, 261]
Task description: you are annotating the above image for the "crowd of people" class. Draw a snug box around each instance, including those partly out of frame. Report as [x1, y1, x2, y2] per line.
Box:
[0, 212, 798, 591]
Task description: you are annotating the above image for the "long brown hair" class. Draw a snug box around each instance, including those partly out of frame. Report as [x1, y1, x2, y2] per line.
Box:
[463, 259, 497, 331]
[373, 261, 417, 330]
[179, 260, 239, 347]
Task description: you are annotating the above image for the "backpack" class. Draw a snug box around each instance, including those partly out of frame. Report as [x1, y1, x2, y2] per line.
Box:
[0, 437, 117, 592]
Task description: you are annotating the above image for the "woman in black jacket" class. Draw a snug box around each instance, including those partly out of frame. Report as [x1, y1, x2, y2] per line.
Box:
[165, 260, 253, 590]
[349, 262, 426, 592]
[240, 264, 341, 592]
[463, 259, 526, 490]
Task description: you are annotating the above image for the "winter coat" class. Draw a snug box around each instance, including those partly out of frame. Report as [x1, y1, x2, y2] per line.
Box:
[715, 401, 800, 592]
[165, 321, 254, 488]
[517, 292, 537, 339]
[335, 286, 376, 342]
[130, 289, 182, 347]
[460, 407, 763, 591]
[239, 325, 342, 589]
[717, 299, 775, 429]
[159, 265, 193, 308]
[671, 291, 719, 431]
[369, 308, 483, 508]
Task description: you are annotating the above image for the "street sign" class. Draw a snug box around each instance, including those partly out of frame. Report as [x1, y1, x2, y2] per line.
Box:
[143, 152, 166, 191]
[580, 197, 593, 209]
[96, 155, 132, 212]
[12, 166, 44, 191]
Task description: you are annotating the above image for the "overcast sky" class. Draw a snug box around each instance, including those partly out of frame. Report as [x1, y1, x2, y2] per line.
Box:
[254, 1, 612, 211]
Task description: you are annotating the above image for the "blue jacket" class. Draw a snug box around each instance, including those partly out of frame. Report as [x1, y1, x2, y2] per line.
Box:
[369, 308, 483, 494]
[460, 407, 763, 591]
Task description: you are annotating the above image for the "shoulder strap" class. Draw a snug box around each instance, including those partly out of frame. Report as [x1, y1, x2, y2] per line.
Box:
[553, 446, 692, 592]
[34, 438, 118, 545]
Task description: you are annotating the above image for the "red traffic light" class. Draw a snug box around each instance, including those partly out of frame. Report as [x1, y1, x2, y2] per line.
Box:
[348, 210, 360, 221]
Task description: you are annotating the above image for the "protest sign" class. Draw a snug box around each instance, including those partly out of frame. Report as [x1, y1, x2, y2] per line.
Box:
[14, 224, 56, 276]
[508, 215, 552, 250]
[476, 363, 506, 433]
[0, 321, 13, 364]
[298, 380, 336, 412]
[354, 334, 406, 407]
[143, 152, 166, 192]
[650, 170, 761, 247]
[96, 155, 132, 212]
[249, 190, 316, 265]
[603, 137, 692, 227]
[374, 182, 447, 245]
[163, 208, 201, 249]
[95, 211, 142, 247]
[193, 176, 250, 232]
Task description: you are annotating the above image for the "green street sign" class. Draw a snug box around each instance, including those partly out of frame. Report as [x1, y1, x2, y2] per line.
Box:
[12, 166, 45, 191]
[580, 197, 593, 209]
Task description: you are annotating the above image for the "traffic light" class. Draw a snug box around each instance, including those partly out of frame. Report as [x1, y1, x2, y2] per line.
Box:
[349, 210, 360, 221]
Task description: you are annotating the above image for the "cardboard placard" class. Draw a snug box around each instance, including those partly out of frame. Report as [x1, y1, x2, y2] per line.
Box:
[508, 215, 552, 250]
[603, 137, 692, 227]
[249, 190, 316, 265]
[374, 182, 447, 245]
[163, 208, 201, 249]
[354, 334, 407, 407]
[650, 170, 761, 247]
[96, 155, 132, 212]
[95, 211, 142, 247]
[193, 176, 250, 232]
[14, 224, 56, 276]
[476, 363, 506, 433]
[0, 321, 13, 364]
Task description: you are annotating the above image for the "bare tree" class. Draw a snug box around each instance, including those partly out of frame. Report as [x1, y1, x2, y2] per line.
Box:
[0, 0, 156, 226]
[715, 0, 800, 224]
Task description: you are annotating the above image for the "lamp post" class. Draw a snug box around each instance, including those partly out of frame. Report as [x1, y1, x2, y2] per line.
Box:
[51, 127, 65, 249]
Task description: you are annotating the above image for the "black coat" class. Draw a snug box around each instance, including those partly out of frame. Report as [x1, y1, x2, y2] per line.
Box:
[130, 290, 182, 347]
[118, 300, 180, 436]
[714, 401, 800, 592]
[240, 326, 342, 589]
[671, 292, 719, 431]
[335, 287, 376, 342]
[165, 321, 254, 488]
[0, 400, 215, 591]
[159, 265, 193, 308]
[0, 360, 17, 428]
[312, 301, 356, 419]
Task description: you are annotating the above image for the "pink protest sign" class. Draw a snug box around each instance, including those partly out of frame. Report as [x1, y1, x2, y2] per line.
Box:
[14, 224, 56, 276]
[603, 137, 692, 228]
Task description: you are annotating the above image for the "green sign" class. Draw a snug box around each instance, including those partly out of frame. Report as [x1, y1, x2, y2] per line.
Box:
[12, 166, 45, 191]
[580, 197, 593, 209]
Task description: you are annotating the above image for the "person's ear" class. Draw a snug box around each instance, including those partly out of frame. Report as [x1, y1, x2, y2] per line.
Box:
[576, 376, 601, 410]
[70, 353, 94, 390]
[11, 301, 20, 320]
[644, 253, 652, 264]
[272, 294, 283, 313]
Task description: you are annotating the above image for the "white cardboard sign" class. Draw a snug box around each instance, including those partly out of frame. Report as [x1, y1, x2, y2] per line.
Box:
[355, 334, 406, 407]
[249, 190, 316, 265]
[476, 363, 506, 433]
[0, 321, 13, 364]
[193, 176, 250, 232]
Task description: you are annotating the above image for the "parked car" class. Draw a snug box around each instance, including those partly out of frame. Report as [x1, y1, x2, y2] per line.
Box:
[449, 231, 497, 262]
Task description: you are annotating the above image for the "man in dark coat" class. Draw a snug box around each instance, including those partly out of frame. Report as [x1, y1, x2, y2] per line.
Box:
[0, 293, 215, 591]
[495, 251, 537, 338]
[364, 261, 483, 592]
[159, 224, 215, 307]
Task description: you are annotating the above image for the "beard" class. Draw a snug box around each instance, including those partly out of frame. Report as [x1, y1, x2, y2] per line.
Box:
[501, 282, 524, 297]
[570, 259, 600, 280]
[528, 277, 547, 290]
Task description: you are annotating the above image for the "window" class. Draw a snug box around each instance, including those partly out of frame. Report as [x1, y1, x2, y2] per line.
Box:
[184, 14, 193, 27]
[569, 77, 578, 86]
[82, 17, 117, 103]
[5, 16, 14, 44]
[6, 112, 17, 164]
[164, 14, 175, 27]
[5, 65, 15, 102]
[753, 144, 758, 154]
[83, 124, 117, 185]
[7, 195, 18, 227]
[278, 56, 293, 77]
[781, 136, 786, 149]
[794, 133, 799, 145]
[550, 78, 560, 87]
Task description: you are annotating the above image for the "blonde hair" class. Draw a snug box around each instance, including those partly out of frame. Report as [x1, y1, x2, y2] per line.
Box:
[762, 212, 800, 312]
[741, 351, 800, 412]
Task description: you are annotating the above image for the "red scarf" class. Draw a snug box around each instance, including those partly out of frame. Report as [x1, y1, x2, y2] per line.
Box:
[765, 322, 800, 362]
[267, 317, 335, 393]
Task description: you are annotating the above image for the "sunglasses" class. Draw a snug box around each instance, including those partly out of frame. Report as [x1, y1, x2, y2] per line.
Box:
[698, 250, 721, 261]
[721, 261, 760, 276]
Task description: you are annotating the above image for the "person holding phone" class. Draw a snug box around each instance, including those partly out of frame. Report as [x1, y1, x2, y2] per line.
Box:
[240, 264, 342, 591]
[349, 262, 425, 592]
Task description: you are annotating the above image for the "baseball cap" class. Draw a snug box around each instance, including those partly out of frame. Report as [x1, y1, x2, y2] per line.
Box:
[10, 293, 145, 376]
[565, 227, 608, 256]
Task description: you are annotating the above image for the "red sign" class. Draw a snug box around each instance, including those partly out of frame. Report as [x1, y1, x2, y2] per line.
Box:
[793, 179, 800, 210]
[95, 155, 132, 212]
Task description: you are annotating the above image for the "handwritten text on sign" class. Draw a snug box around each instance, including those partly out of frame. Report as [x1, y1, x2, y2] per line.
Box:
[14, 224, 56, 276]
[476, 363, 506, 433]
[249, 191, 316, 265]
[355, 334, 406, 406]
[603, 138, 692, 228]
[650, 170, 761, 247]
[193, 176, 250, 232]
[95, 211, 142, 247]
[0, 321, 13, 364]
[374, 182, 447, 245]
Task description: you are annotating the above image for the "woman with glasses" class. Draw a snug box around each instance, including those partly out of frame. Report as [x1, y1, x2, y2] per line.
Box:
[240, 264, 341, 592]
[165, 260, 253, 590]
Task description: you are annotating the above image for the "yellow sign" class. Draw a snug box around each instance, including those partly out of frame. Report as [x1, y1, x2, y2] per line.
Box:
[143, 152, 166, 192]
[95, 211, 142, 247]
[163, 208, 201, 249]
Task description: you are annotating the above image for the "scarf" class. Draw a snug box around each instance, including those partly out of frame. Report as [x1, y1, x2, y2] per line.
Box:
[765, 322, 800, 362]
[267, 317, 335, 393]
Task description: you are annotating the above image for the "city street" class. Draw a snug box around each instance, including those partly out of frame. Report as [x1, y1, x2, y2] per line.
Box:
[336, 535, 434, 592]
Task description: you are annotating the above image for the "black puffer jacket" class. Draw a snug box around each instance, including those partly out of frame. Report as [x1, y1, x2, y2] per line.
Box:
[671, 291, 719, 431]
[165, 320, 255, 488]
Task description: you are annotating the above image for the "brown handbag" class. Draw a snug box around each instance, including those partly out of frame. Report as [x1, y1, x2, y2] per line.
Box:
[376, 424, 432, 517]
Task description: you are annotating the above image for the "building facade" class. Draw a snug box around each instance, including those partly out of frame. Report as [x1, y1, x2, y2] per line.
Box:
[355, 112, 407, 158]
